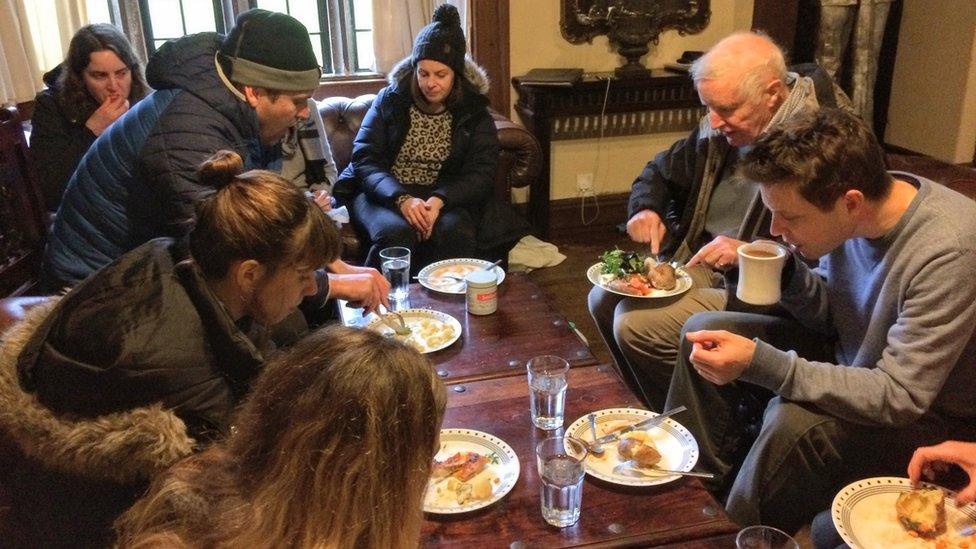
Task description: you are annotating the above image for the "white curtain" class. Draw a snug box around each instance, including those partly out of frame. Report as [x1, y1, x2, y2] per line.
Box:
[0, 0, 87, 105]
[370, 0, 469, 74]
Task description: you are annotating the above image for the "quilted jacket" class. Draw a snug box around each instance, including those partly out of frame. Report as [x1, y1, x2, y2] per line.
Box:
[41, 32, 281, 289]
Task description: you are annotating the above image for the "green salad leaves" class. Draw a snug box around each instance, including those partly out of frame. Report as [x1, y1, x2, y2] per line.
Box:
[600, 248, 646, 277]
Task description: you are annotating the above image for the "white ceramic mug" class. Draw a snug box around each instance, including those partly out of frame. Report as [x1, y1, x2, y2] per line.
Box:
[736, 240, 788, 305]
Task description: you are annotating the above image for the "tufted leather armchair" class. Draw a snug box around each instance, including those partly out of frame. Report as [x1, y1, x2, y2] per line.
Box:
[316, 95, 542, 260]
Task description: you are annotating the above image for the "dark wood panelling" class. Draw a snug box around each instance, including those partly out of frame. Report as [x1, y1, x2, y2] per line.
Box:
[469, 0, 510, 113]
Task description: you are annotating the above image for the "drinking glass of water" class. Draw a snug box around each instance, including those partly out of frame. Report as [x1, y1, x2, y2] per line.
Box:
[526, 355, 570, 430]
[536, 436, 587, 528]
[379, 247, 410, 305]
[735, 525, 799, 549]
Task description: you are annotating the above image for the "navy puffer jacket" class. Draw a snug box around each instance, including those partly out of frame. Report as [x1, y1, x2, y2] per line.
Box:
[42, 33, 279, 288]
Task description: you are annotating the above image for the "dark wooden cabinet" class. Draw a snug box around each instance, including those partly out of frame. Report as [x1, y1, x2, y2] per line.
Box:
[512, 70, 704, 236]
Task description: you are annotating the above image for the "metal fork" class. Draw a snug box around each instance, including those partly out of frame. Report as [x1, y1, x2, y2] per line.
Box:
[612, 460, 714, 479]
[377, 305, 411, 335]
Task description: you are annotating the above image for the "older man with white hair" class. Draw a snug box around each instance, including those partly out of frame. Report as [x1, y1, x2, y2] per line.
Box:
[588, 32, 851, 410]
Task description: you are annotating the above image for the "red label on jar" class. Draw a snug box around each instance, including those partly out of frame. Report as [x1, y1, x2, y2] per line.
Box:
[477, 291, 497, 301]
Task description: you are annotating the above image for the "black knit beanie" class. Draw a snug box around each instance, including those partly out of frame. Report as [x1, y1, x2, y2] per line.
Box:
[412, 4, 466, 76]
[219, 9, 321, 91]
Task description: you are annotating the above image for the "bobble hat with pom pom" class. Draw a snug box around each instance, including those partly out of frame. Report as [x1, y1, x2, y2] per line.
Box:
[411, 4, 466, 75]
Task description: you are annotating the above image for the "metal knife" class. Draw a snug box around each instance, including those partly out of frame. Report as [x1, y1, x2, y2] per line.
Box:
[592, 405, 687, 445]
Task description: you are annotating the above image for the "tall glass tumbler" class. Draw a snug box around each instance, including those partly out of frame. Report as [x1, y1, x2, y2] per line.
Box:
[527, 355, 570, 430]
[379, 246, 410, 304]
[536, 436, 587, 527]
[735, 525, 799, 549]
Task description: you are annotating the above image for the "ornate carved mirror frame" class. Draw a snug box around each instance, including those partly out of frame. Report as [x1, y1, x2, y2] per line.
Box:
[560, 0, 710, 78]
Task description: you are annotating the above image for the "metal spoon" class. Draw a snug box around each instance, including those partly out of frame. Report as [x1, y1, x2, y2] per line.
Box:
[612, 460, 714, 479]
[587, 413, 605, 456]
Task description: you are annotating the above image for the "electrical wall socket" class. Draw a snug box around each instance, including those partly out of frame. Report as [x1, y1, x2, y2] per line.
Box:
[576, 172, 594, 193]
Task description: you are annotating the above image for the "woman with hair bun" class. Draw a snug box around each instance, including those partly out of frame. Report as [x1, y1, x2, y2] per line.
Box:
[30, 23, 149, 211]
[0, 149, 341, 545]
[115, 325, 447, 549]
[9, 149, 341, 443]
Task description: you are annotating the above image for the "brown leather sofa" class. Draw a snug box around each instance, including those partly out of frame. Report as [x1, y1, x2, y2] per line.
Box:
[0, 98, 542, 333]
[317, 95, 543, 259]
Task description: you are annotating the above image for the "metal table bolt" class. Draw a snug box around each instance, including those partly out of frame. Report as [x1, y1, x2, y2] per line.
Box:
[508, 359, 521, 368]
[436, 370, 448, 378]
[452, 385, 466, 393]
[607, 523, 626, 534]
[701, 504, 718, 517]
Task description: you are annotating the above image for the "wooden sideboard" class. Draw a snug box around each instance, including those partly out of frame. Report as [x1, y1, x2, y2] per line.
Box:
[512, 70, 704, 237]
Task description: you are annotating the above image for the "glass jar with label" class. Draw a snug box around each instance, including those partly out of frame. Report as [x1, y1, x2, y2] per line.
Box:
[464, 270, 497, 315]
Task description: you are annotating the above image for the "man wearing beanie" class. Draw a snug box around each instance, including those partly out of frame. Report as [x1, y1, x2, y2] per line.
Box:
[43, 10, 388, 312]
[338, 4, 529, 272]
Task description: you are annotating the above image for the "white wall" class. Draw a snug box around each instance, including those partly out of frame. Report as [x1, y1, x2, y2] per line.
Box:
[885, 0, 976, 163]
[509, 0, 756, 200]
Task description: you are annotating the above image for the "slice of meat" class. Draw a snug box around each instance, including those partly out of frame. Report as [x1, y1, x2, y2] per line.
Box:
[453, 452, 489, 481]
[432, 451, 471, 478]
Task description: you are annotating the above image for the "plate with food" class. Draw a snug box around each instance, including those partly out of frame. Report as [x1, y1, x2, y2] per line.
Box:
[832, 477, 976, 549]
[587, 249, 693, 298]
[565, 408, 699, 487]
[417, 258, 506, 294]
[366, 308, 461, 354]
[424, 428, 520, 514]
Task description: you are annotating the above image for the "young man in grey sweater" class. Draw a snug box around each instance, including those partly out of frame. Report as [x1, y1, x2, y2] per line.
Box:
[663, 108, 976, 533]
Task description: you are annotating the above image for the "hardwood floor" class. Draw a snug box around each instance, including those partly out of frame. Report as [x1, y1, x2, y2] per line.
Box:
[525, 223, 632, 366]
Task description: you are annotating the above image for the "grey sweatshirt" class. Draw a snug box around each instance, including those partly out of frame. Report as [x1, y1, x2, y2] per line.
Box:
[742, 174, 976, 427]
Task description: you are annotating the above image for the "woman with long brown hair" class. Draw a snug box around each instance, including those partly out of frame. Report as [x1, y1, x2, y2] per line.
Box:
[30, 23, 149, 211]
[115, 325, 447, 548]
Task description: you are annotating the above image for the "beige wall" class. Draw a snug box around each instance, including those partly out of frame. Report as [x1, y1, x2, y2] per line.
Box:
[885, 0, 976, 163]
[509, 0, 755, 201]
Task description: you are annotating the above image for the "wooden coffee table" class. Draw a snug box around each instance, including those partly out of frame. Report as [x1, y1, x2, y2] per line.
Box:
[422, 365, 739, 548]
[340, 273, 597, 384]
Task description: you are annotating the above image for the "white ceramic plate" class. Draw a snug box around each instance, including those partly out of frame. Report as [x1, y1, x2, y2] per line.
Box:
[424, 428, 520, 514]
[417, 258, 506, 295]
[565, 408, 699, 487]
[586, 263, 693, 299]
[832, 477, 976, 549]
[365, 308, 461, 354]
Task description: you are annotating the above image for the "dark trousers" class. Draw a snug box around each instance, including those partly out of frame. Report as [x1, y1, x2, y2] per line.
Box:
[664, 311, 971, 533]
[351, 193, 476, 273]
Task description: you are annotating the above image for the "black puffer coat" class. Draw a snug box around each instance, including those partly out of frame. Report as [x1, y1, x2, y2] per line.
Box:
[20, 238, 270, 442]
[337, 58, 530, 256]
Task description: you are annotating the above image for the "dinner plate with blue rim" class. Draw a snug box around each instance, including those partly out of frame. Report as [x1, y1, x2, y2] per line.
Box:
[424, 428, 520, 514]
[565, 407, 699, 487]
[417, 258, 506, 295]
[832, 476, 976, 549]
[365, 308, 461, 354]
[586, 263, 693, 299]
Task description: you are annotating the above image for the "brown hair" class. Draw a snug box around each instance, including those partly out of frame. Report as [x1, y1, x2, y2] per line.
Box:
[189, 150, 340, 279]
[58, 23, 148, 123]
[115, 325, 448, 548]
[738, 107, 892, 210]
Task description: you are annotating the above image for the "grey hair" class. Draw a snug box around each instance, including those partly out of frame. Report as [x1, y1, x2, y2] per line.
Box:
[690, 31, 788, 103]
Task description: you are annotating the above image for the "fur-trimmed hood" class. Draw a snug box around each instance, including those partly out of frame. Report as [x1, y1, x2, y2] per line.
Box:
[387, 55, 491, 96]
[0, 298, 195, 484]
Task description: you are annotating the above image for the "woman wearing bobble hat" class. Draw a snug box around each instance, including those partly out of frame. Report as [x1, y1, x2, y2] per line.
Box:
[339, 4, 526, 272]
